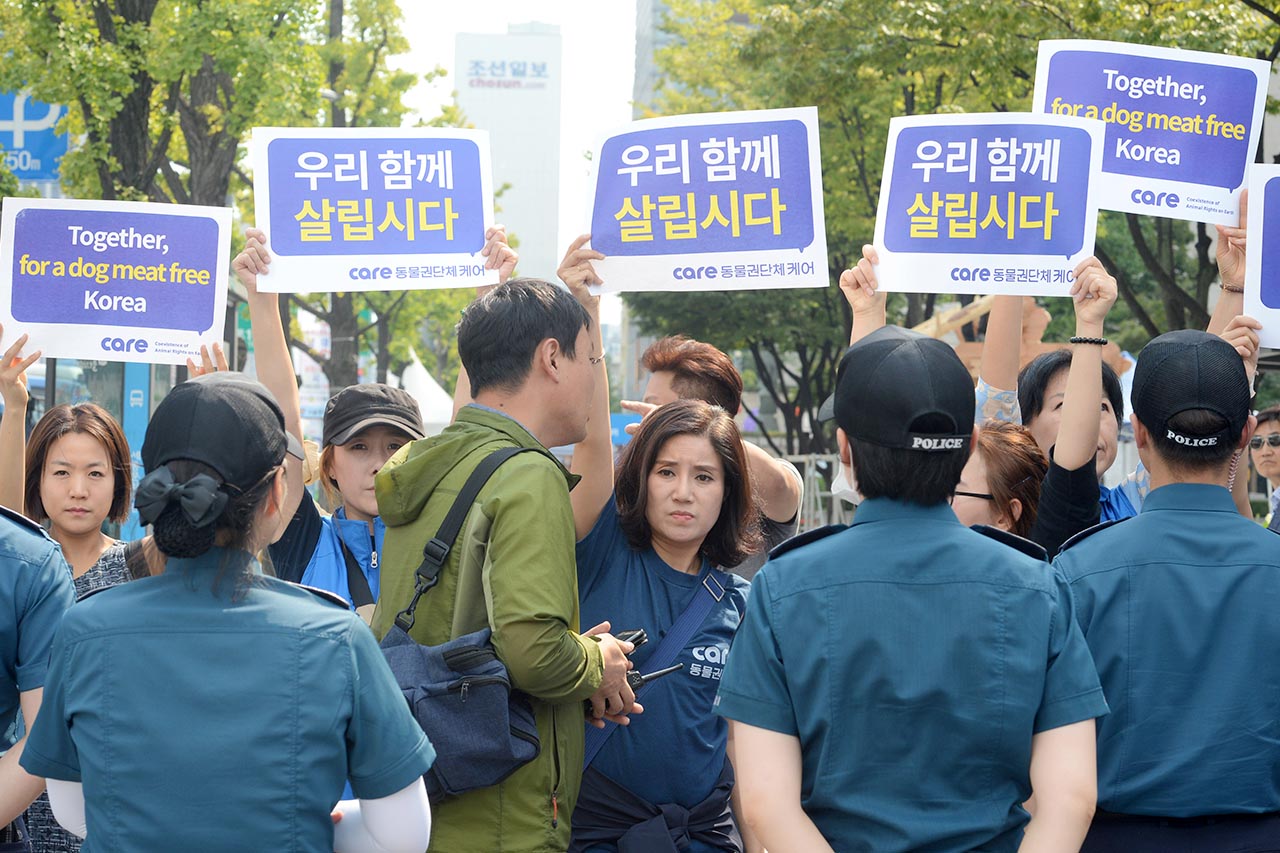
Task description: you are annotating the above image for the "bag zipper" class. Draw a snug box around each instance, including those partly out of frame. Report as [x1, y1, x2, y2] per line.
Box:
[447, 675, 508, 702]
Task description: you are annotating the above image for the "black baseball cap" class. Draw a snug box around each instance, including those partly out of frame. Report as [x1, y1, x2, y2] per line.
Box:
[1132, 329, 1250, 450]
[142, 372, 304, 491]
[322, 383, 426, 447]
[818, 326, 975, 451]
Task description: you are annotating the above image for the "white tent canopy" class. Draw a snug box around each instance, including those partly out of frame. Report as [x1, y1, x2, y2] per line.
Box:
[399, 348, 454, 437]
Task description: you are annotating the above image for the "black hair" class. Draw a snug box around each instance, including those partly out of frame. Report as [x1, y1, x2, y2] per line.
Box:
[1256, 405, 1280, 429]
[1146, 409, 1238, 470]
[458, 278, 592, 397]
[1017, 349, 1124, 428]
[848, 415, 970, 506]
[152, 459, 279, 592]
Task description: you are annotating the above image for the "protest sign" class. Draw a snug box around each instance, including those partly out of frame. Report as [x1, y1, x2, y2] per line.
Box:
[587, 107, 827, 293]
[1034, 39, 1268, 225]
[1244, 165, 1280, 348]
[0, 197, 231, 364]
[873, 113, 1105, 297]
[252, 127, 497, 293]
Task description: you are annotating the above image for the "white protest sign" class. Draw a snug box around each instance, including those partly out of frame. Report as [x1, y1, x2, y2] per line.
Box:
[0, 197, 231, 364]
[587, 107, 827, 293]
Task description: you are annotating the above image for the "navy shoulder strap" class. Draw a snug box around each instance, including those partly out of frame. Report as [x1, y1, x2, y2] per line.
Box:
[583, 566, 732, 768]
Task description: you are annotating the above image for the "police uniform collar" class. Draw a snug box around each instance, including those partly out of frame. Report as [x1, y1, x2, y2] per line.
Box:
[1140, 482, 1239, 514]
[850, 497, 961, 526]
[165, 545, 259, 575]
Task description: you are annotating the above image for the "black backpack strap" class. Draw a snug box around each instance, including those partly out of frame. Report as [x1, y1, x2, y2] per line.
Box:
[394, 446, 539, 632]
[338, 538, 376, 609]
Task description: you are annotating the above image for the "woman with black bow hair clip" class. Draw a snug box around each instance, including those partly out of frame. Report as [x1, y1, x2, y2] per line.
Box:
[19, 372, 436, 853]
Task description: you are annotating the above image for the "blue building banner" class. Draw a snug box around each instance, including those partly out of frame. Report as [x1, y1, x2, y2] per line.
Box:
[588, 107, 827, 293]
[1034, 39, 1269, 225]
[873, 113, 1105, 298]
[0, 197, 231, 364]
[252, 127, 497, 293]
[0, 93, 68, 182]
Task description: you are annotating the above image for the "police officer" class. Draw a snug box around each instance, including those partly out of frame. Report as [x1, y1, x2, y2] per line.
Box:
[18, 373, 436, 852]
[1054, 329, 1280, 851]
[715, 325, 1109, 852]
[0, 505, 74, 852]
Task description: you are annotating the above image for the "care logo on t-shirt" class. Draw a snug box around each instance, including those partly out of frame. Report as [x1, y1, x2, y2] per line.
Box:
[688, 644, 730, 680]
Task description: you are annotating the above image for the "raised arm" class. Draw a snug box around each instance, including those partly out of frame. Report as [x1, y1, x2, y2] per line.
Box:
[0, 325, 40, 513]
[451, 226, 518, 421]
[979, 296, 1026, 399]
[1206, 190, 1246, 337]
[839, 244, 887, 346]
[561, 235, 614, 540]
[231, 230, 305, 530]
[1219, 313, 1263, 517]
[1052, 258, 1118, 473]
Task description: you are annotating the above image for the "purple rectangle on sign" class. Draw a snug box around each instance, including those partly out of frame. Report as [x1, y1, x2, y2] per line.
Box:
[1042, 50, 1257, 190]
[591, 119, 814, 255]
[883, 123, 1093, 257]
[10, 207, 220, 332]
[266, 136, 486, 256]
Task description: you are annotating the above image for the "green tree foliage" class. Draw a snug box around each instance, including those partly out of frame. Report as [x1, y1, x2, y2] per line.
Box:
[627, 0, 1278, 452]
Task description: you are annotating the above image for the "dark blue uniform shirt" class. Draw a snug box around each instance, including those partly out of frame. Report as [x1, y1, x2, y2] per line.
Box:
[21, 547, 434, 852]
[1, 508, 74, 751]
[1055, 483, 1280, 817]
[716, 498, 1107, 852]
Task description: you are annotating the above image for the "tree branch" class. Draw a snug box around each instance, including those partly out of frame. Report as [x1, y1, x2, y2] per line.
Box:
[1125, 213, 1210, 326]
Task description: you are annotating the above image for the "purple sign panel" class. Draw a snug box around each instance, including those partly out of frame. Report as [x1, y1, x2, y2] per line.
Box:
[882, 123, 1095, 258]
[0, 198, 231, 364]
[1034, 40, 1269, 224]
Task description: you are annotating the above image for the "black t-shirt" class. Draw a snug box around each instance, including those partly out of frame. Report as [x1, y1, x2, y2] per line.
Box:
[267, 490, 324, 584]
[1028, 449, 1101, 558]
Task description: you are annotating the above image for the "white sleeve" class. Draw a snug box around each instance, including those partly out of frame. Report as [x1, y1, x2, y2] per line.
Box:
[46, 779, 88, 839]
[332, 778, 431, 853]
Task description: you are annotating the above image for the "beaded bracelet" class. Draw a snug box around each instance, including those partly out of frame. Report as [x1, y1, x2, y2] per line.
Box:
[1069, 336, 1108, 346]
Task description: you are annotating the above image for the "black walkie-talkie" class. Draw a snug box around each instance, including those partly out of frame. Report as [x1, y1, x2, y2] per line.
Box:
[625, 662, 683, 690]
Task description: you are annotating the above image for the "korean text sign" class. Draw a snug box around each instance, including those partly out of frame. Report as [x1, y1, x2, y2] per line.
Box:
[588, 107, 827, 293]
[1034, 39, 1268, 225]
[1244, 165, 1280, 348]
[252, 127, 497, 293]
[0, 197, 231, 364]
[874, 113, 1104, 298]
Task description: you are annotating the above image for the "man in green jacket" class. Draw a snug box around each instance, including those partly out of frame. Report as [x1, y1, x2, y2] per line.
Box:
[373, 277, 636, 852]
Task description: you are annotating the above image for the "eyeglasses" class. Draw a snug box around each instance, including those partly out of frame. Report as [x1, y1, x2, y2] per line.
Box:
[953, 490, 995, 501]
[1251, 434, 1280, 449]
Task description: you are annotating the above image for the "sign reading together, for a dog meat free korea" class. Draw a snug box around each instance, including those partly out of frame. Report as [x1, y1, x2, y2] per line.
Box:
[1034, 39, 1269, 225]
[0, 197, 231, 364]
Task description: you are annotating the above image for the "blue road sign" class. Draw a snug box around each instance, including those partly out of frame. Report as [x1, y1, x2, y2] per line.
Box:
[0, 92, 67, 181]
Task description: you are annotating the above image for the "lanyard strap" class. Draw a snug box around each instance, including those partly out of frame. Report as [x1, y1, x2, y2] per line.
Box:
[583, 568, 728, 768]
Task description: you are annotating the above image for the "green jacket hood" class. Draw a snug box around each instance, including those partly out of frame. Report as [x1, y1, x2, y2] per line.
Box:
[375, 405, 578, 527]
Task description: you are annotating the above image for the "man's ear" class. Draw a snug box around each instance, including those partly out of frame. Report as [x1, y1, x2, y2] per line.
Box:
[1131, 412, 1149, 450]
[535, 337, 560, 381]
[968, 424, 980, 462]
[836, 428, 851, 466]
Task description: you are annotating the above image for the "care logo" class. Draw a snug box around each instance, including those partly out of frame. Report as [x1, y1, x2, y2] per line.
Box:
[1131, 189, 1180, 208]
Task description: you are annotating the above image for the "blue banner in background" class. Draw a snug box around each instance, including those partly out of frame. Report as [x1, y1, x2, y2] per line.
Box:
[0, 92, 67, 182]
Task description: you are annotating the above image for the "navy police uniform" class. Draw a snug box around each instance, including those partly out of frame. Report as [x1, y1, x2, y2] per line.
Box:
[20, 546, 434, 852]
[716, 498, 1108, 852]
[1, 506, 74, 847]
[1055, 483, 1280, 850]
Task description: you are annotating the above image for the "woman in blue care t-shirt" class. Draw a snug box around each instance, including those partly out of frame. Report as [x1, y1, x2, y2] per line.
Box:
[567, 397, 761, 853]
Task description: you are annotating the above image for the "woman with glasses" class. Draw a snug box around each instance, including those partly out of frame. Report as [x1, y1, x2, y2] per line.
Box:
[1250, 406, 1280, 527]
[950, 420, 1048, 539]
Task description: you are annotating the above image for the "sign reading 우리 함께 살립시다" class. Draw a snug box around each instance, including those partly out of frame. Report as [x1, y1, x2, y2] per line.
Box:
[0, 197, 231, 364]
[1243, 165, 1280, 347]
[586, 107, 828, 293]
[872, 113, 1105, 298]
[1033, 39, 1269, 225]
[251, 127, 499, 293]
